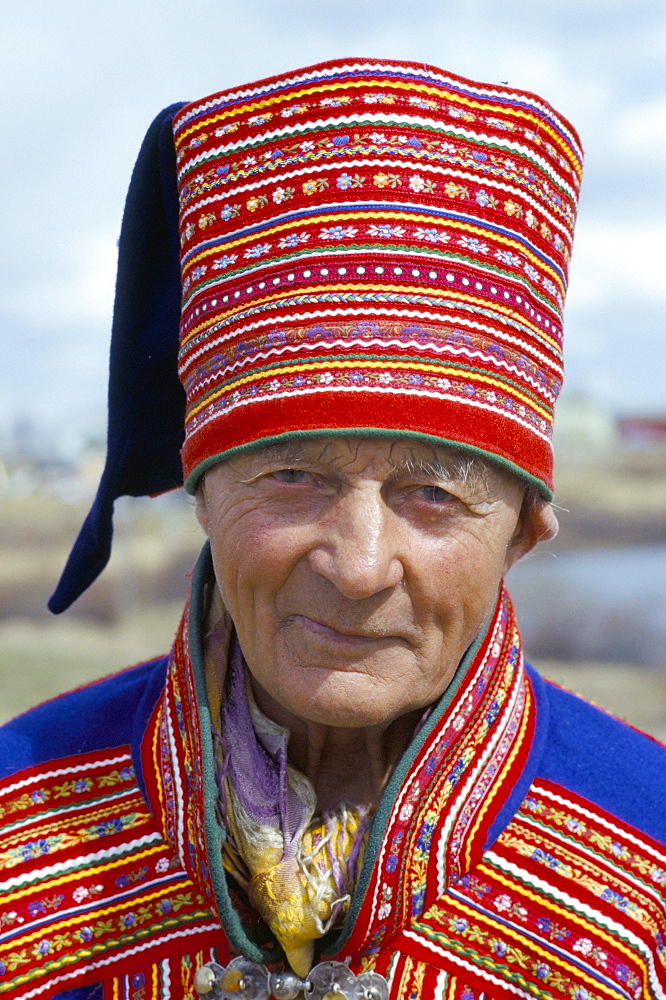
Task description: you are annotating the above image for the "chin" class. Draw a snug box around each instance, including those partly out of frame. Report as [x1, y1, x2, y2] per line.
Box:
[281, 677, 418, 730]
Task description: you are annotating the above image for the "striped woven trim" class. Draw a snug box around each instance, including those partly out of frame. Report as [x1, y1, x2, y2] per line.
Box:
[0, 748, 218, 997]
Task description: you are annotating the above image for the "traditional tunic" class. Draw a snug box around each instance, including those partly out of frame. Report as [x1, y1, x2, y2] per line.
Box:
[1, 548, 665, 1000]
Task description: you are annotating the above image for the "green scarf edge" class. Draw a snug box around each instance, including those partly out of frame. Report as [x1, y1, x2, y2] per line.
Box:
[189, 544, 273, 961]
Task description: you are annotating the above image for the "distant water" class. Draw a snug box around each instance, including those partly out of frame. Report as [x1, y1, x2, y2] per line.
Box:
[507, 544, 666, 666]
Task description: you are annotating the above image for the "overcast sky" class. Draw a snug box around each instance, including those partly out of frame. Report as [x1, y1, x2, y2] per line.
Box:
[2, 0, 665, 457]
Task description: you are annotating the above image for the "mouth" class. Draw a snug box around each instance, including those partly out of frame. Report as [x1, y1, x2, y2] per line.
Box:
[287, 614, 408, 646]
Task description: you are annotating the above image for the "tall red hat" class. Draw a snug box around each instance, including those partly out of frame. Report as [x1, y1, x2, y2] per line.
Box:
[174, 58, 583, 497]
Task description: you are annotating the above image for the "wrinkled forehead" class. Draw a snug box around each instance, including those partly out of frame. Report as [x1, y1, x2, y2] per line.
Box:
[218, 433, 521, 492]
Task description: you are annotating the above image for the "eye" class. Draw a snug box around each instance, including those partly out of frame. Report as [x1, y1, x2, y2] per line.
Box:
[271, 467, 309, 484]
[419, 485, 453, 504]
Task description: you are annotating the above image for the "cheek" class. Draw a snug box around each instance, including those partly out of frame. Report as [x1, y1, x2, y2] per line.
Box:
[422, 536, 507, 628]
[209, 518, 305, 615]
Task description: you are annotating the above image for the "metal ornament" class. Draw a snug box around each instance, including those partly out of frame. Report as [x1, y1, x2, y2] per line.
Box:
[271, 971, 304, 1000]
[306, 961, 356, 1000]
[193, 958, 389, 1000]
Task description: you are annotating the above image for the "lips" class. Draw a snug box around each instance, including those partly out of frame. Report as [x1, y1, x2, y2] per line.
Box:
[288, 614, 409, 646]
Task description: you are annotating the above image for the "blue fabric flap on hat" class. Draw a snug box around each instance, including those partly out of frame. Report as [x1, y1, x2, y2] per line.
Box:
[48, 103, 186, 614]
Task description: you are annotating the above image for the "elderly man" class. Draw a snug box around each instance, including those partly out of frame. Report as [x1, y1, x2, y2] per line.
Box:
[1, 59, 664, 1000]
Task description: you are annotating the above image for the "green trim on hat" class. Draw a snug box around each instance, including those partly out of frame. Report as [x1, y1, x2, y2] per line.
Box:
[184, 427, 553, 501]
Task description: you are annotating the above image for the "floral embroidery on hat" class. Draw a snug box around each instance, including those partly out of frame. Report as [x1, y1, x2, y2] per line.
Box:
[246, 195, 268, 212]
[458, 236, 490, 254]
[414, 227, 450, 244]
[476, 189, 498, 209]
[336, 172, 362, 190]
[444, 181, 467, 198]
[248, 113, 273, 126]
[408, 95, 438, 110]
[278, 232, 310, 248]
[211, 255, 238, 270]
[362, 92, 396, 104]
[408, 175, 428, 193]
[368, 224, 406, 239]
[495, 250, 522, 267]
[220, 203, 241, 221]
[302, 178, 329, 195]
[215, 123, 239, 136]
[281, 103, 310, 117]
[320, 226, 358, 240]
[271, 186, 294, 204]
[373, 172, 400, 189]
[243, 243, 272, 258]
[320, 95, 352, 107]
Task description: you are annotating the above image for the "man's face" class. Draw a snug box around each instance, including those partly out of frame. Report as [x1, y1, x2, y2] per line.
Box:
[197, 437, 544, 731]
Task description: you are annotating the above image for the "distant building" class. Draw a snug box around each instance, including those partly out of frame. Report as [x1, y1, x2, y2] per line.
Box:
[617, 416, 666, 449]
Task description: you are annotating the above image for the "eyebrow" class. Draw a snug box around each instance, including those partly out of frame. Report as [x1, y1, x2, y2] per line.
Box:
[243, 439, 495, 490]
[237, 440, 310, 474]
[251, 441, 308, 464]
[391, 452, 490, 487]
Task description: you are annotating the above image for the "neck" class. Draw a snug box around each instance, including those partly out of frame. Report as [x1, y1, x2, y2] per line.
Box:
[250, 680, 422, 812]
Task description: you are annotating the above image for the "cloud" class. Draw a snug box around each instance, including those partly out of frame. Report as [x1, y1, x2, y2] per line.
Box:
[614, 96, 666, 157]
[4, 233, 117, 329]
[567, 219, 666, 309]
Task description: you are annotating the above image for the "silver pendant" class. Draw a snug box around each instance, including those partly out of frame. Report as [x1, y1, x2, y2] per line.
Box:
[193, 957, 389, 1000]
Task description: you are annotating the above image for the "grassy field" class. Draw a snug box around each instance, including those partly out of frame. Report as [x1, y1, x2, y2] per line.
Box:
[0, 603, 184, 725]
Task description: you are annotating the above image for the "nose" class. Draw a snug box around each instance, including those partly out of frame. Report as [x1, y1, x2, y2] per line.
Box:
[306, 486, 404, 599]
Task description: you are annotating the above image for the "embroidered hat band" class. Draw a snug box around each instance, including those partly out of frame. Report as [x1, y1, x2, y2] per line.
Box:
[173, 58, 583, 497]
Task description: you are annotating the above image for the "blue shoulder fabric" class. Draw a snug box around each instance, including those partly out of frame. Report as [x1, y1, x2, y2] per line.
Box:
[528, 665, 666, 845]
[0, 657, 167, 785]
[48, 101, 187, 615]
[51, 985, 105, 1000]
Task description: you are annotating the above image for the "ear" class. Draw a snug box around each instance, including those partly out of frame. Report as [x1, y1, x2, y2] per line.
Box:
[503, 497, 558, 573]
[194, 484, 209, 535]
